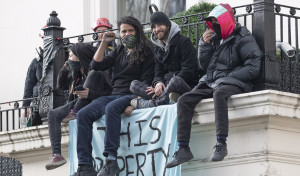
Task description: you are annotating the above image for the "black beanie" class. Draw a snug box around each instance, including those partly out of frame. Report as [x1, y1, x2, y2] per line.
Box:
[150, 11, 171, 28]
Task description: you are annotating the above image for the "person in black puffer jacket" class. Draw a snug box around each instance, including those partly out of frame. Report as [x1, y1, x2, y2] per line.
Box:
[166, 3, 262, 168]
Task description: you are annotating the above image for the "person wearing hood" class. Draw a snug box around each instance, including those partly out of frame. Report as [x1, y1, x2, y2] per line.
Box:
[165, 4, 262, 168]
[22, 32, 44, 126]
[128, 11, 199, 110]
[45, 18, 114, 171]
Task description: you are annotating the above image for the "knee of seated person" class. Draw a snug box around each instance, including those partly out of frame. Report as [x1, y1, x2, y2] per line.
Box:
[76, 108, 89, 121]
[177, 94, 189, 106]
[213, 88, 225, 99]
[130, 80, 140, 88]
[105, 104, 120, 115]
[171, 76, 182, 82]
[47, 110, 56, 122]
[130, 80, 140, 93]
[88, 70, 103, 78]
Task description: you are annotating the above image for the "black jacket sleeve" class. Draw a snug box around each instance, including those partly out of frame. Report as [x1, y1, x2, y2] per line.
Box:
[176, 38, 198, 83]
[198, 38, 215, 72]
[141, 49, 155, 86]
[57, 65, 72, 90]
[23, 59, 38, 107]
[152, 47, 166, 86]
[87, 74, 112, 100]
[91, 46, 121, 71]
[228, 35, 262, 81]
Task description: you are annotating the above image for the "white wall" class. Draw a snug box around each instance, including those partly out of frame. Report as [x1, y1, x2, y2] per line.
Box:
[0, 0, 85, 103]
[0, 0, 299, 105]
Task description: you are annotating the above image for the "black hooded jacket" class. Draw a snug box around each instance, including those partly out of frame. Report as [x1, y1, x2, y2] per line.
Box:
[57, 42, 113, 102]
[196, 23, 262, 92]
[22, 57, 43, 107]
[151, 22, 199, 88]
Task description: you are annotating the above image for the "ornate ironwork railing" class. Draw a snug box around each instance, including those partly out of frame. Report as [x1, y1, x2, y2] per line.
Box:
[0, 156, 22, 176]
[274, 4, 300, 93]
[0, 0, 299, 132]
[0, 98, 38, 132]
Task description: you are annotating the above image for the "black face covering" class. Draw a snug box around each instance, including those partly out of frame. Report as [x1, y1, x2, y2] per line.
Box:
[68, 60, 81, 80]
[212, 23, 222, 41]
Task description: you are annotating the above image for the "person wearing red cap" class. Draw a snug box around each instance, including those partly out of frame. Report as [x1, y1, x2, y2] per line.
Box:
[62, 17, 115, 121]
[166, 3, 262, 168]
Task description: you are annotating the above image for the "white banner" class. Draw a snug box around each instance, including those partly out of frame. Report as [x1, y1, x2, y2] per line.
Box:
[69, 104, 181, 176]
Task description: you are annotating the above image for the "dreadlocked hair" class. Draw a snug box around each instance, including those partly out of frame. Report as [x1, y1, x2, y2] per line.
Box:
[118, 16, 153, 66]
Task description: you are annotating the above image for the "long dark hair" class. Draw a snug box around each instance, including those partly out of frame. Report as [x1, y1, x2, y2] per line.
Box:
[117, 16, 152, 66]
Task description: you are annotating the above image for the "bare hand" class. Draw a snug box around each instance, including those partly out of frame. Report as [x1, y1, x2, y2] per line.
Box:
[124, 106, 135, 117]
[154, 82, 165, 98]
[102, 31, 116, 42]
[64, 61, 70, 70]
[202, 29, 214, 43]
[21, 108, 30, 118]
[74, 87, 89, 99]
[145, 86, 155, 97]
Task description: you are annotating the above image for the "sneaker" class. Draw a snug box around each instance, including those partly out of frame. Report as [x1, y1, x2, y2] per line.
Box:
[77, 165, 98, 176]
[165, 147, 194, 168]
[98, 159, 120, 176]
[210, 142, 228, 161]
[130, 98, 155, 109]
[62, 110, 77, 123]
[156, 94, 170, 106]
[169, 92, 180, 104]
[45, 154, 67, 170]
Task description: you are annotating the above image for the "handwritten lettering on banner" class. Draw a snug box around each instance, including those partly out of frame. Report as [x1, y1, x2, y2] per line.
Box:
[69, 104, 180, 176]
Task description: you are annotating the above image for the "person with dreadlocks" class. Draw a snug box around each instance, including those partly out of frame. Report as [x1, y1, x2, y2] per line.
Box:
[75, 16, 154, 176]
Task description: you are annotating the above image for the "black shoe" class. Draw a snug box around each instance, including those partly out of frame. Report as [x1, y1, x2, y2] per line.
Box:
[77, 165, 97, 176]
[98, 160, 120, 176]
[156, 94, 170, 106]
[210, 142, 228, 161]
[165, 147, 194, 168]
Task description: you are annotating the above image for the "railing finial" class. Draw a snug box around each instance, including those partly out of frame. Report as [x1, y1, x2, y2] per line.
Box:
[46, 10, 61, 27]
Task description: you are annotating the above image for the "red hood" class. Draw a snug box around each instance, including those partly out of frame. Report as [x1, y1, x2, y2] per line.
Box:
[205, 3, 236, 40]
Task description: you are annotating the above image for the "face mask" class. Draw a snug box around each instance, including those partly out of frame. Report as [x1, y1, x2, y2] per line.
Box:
[121, 35, 136, 49]
[68, 60, 81, 80]
[212, 23, 222, 41]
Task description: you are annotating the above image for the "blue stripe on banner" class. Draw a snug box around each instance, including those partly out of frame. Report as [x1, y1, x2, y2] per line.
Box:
[69, 103, 181, 176]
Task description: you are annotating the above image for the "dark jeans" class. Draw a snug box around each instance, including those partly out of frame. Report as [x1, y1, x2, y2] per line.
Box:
[48, 99, 77, 154]
[177, 84, 244, 143]
[77, 94, 137, 166]
[48, 70, 107, 155]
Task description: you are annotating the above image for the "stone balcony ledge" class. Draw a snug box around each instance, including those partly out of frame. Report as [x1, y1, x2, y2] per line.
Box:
[0, 90, 300, 176]
[0, 90, 299, 156]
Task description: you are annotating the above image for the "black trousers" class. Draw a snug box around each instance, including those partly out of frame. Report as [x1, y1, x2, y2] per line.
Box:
[177, 84, 244, 143]
[48, 70, 108, 154]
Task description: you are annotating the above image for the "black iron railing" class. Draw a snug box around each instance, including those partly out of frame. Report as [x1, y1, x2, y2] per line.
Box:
[0, 98, 38, 132]
[274, 4, 300, 93]
[0, 0, 299, 133]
